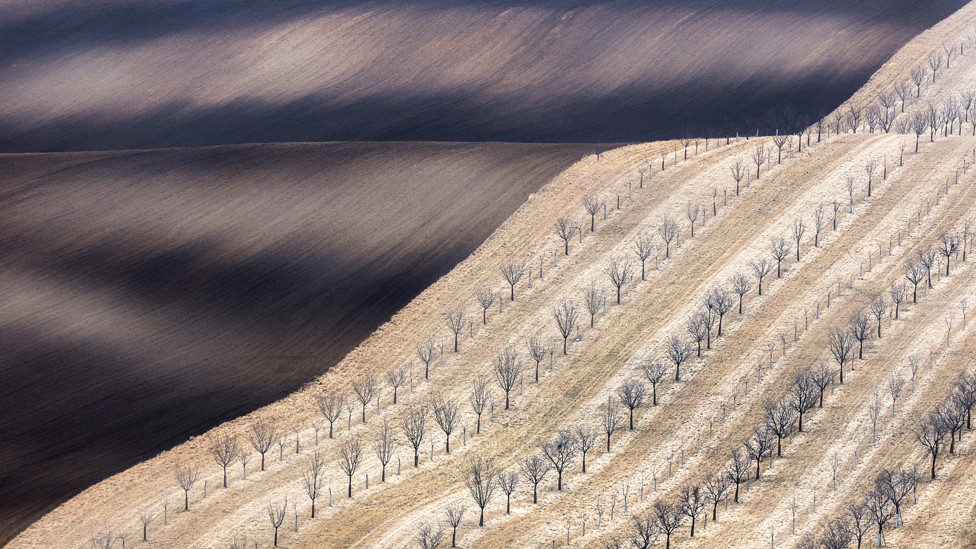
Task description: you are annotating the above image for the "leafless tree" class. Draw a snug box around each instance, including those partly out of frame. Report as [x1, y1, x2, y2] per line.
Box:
[555, 217, 580, 256]
[848, 310, 871, 360]
[527, 336, 548, 382]
[275, 431, 287, 462]
[679, 483, 707, 537]
[552, 300, 578, 355]
[640, 361, 667, 405]
[687, 312, 707, 357]
[866, 488, 893, 546]
[402, 404, 429, 467]
[938, 398, 965, 454]
[812, 362, 833, 407]
[928, 51, 943, 81]
[602, 397, 623, 451]
[904, 257, 924, 303]
[667, 335, 692, 382]
[730, 158, 745, 195]
[846, 501, 872, 549]
[789, 369, 818, 432]
[417, 523, 445, 549]
[847, 102, 863, 132]
[542, 430, 577, 490]
[583, 194, 602, 232]
[889, 282, 907, 319]
[444, 307, 467, 353]
[574, 424, 599, 473]
[353, 372, 377, 424]
[301, 450, 326, 517]
[730, 272, 752, 314]
[475, 286, 496, 325]
[894, 79, 911, 112]
[138, 507, 157, 542]
[337, 437, 362, 497]
[955, 371, 976, 429]
[808, 205, 825, 248]
[209, 433, 241, 489]
[433, 397, 461, 454]
[707, 287, 734, 336]
[867, 296, 890, 344]
[938, 232, 960, 276]
[606, 257, 633, 305]
[828, 327, 854, 384]
[493, 347, 522, 409]
[501, 262, 527, 302]
[634, 231, 655, 280]
[519, 454, 551, 503]
[751, 257, 774, 295]
[704, 474, 732, 521]
[752, 142, 767, 179]
[174, 464, 197, 511]
[770, 235, 792, 278]
[962, 219, 973, 262]
[88, 530, 114, 549]
[267, 496, 288, 547]
[445, 504, 466, 547]
[910, 111, 928, 151]
[583, 284, 606, 329]
[919, 247, 937, 289]
[466, 456, 497, 526]
[653, 500, 684, 549]
[373, 422, 397, 482]
[618, 379, 647, 430]
[384, 367, 408, 405]
[686, 203, 700, 238]
[417, 335, 437, 379]
[744, 426, 775, 479]
[763, 398, 796, 457]
[791, 218, 806, 261]
[469, 376, 491, 434]
[497, 471, 519, 514]
[833, 199, 841, 229]
[317, 392, 345, 439]
[726, 449, 749, 503]
[659, 216, 678, 258]
[249, 418, 278, 471]
[914, 411, 948, 479]
[239, 451, 251, 480]
[772, 134, 788, 163]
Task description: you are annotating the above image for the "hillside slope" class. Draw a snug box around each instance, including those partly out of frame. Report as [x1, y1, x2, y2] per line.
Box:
[0, 141, 590, 545]
[0, 0, 966, 151]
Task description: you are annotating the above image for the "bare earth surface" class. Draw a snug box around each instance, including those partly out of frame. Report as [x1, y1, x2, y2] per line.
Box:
[0, 0, 966, 151]
[0, 141, 591, 545]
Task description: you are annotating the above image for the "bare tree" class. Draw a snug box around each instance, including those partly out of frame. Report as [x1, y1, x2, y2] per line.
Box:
[846, 501, 872, 549]
[433, 397, 461, 454]
[239, 451, 251, 480]
[209, 433, 241, 489]
[500, 262, 527, 301]
[707, 287, 734, 336]
[772, 134, 788, 163]
[848, 310, 871, 360]
[317, 392, 345, 439]
[618, 380, 647, 430]
[680, 483, 707, 537]
[418, 523, 445, 549]
[919, 247, 937, 288]
[606, 257, 633, 305]
[552, 300, 578, 355]
[475, 286, 496, 325]
[751, 257, 774, 295]
[752, 143, 767, 179]
[527, 336, 548, 383]
[894, 79, 911, 112]
[889, 282, 907, 319]
[352, 372, 377, 424]
[812, 362, 834, 407]
[602, 397, 623, 451]
[927, 51, 943, 81]
[266, 497, 288, 547]
[730, 272, 752, 314]
[384, 367, 408, 405]
[574, 424, 599, 472]
[938, 232, 960, 276]
[466, 457, 497, 526]
[402, 404, 429, 467]
[904, 257, 924, 303]
[659, 217, 678, 258]
[584, 284, 606, 328]
[764, 398, 796, 457]
[828, 327, 854, 384]
[704, 474, 732, 521]
[445, 307, 467, 353]
[445, 504, 466, 548]
[174, 464, 197, 511]
[833, 199, 841, 230]
[726, 449, 749, 503]
[417, 336, 437, 379]
[744, 426, 775, 479]
[937, 398, 965, 454]
[687, 313, 707, 357]
[583, 195, 602, 232]
[302, 451, 326, 517]
[914, 411, 948, 479]
[865, 488, 893, 546]
[555, 218, 580, 255]
[497, 471, 519, 513]
[634, 231, 656, 280]
[666, 335, 692, 382]
[542, 430, 578, 490]
[249, 418, 278, 471]
[910, 111, 928, 152]
[640, 361, 667, 405]
[867, 294, 888, 339]
[789, 369, 818, 432]
[770, 235, 792, 278]
[373, 422, 397, 482]
[469, 376, 491, 434]
[138, 507, 157, 542]
[653, 500, 684, 549]
[686, 203, 700, 237]
[730, 158, 745, 195]
[519, 454, 552, 504]
[493, 347, 522, 409]
[791, 218, 806, 261]
[337, 437, 362, 497]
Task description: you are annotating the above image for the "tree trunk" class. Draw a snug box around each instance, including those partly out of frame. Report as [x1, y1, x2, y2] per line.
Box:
[223, 466, 227, 488]
[652, 383, 657, 405]
[563, 336, 568, 355]
[348, 475, 352, 497]
[184, 491, 188, 511]
[629, 408, 635, 430]
[505, 390, 510, 409]
[479, 507, 485, 526]
[607, 433, 612, 452]
[734, 481, 740, 503]
[533, 484, 538, 503]
[414, 449, 419, 467]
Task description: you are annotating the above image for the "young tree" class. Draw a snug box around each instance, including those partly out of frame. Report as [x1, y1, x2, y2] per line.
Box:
[773, 134, 788, 163]
[910, 111, 928, 151]
[659, 216, 678, 258]
[602, 397, 623, 451]
[519, 454, 552, 503]
[317, 392, 345, 439]
[433, 397, 461, 453]
[574, 423, 599, 472]
[475, 286, 496, 325]
[680, 483, 707, 537]
[789, 369, 818, 432]
[374, 422, 397, 482]
[730, 158, 745, 195]
[445, 504, 466, 548]
[938, 232, 960, 276]
[633, 230, 656, 280]
[249, 418, 278, 471]
[828, 327, 854, 384]
[904, 257, 924, 303]
[846, 501, 872, 549]
[267, 497, 288, 547]
[418, 523, 445, 549]
[707, 287, 734, 336]
[640, 361, 667, 405]
[726, 449, 750, 503]
[937, 398, 965, 454]
[469, 376, 491, 434]
[752, 143, 767, 179]
[555, 218, 580, 256]
[583, 194, 601, 232]
[653, 500, 684, 549]
[301, 450, 325, 517]
[542, 430, 577, 490]
[687, 312, 707, 357]
[686, 203, 700, 238]
[497, 471, 519, 514]
[138, 507, 157, 542]
[583, 284, 606, 328]
[386, 367, 408, 405]
[865, 488, 893, 546]
[501, 262, 526, 301]
[751, 257, 774, 295]
[927, 51, 943, 81]
[493, 347, 522, 409]
[465, 457, 497, 526]
[417, 336, 437, 379]
[914, 411, 948, 479]
[353, 372, 377, 423]
[606, 257, 632, 305]
[744, 426, 775, 479]
[889, 282, 907, 319]
[770, 235, 792, 278]
[618, 379, 647, 430]
[870, 294, 888, 338]
[209, 433, 241, 489]
[792, 218, 806, 261]
[552, 300, 578, 355]
[174, 464, 197, 511]
[402, 404, 429, 467]
[919, 247, 938, 288]
[444, 307, 466, 353]
[666, 335, 692, 382]
[527, 336, 548, 382]
[763, 398, 796, 457]
[704, 474, 732, 521]
[848, 310, 871, 360]
[337, 437, 362, 497]
[812, 362, 834, 407]
[730, 272, 752, 314]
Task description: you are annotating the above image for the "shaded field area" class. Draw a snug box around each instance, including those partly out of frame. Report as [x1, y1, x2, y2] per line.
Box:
[0, 141, 590, 544]
[0, 0, 966, 152]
